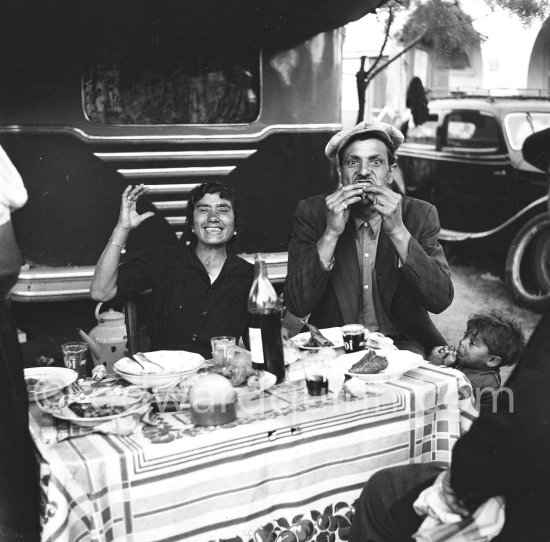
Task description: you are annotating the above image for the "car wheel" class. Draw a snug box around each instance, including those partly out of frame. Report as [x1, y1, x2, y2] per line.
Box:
[505, 213, 550, 311]
[533, 228, 550, 291]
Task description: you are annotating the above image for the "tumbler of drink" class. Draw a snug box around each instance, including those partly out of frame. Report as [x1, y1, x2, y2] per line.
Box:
[211, 336, 236, 367]
[303, 360, 329, 396]
[342, 324, 365, 353]
[61, 342, 89, 379]
[305, 374, 329, 396]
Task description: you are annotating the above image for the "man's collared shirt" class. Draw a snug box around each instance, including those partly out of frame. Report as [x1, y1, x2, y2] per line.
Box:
[353, 214, 399, 336]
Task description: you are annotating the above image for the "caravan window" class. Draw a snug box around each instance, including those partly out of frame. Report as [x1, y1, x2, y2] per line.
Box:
[82, 37, 260, 125]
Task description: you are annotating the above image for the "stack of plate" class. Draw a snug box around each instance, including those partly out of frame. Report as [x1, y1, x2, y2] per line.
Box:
[113, 350, 205, 387]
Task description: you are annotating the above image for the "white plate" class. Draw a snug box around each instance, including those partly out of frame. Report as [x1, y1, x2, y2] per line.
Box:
[113, 367, 202, 388]
[340, 349, 424, 383]
[114, 350, 205, 375]
[46, 390, 150, 427]
[24, 367, 78, 402]
[290, 327, 345, 350]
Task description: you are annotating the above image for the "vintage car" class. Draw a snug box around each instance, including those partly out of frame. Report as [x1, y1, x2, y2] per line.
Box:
[398, 92, 550, 310]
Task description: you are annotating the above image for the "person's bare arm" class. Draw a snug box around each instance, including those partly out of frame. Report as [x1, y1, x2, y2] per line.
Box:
[90, 184, 154, 301]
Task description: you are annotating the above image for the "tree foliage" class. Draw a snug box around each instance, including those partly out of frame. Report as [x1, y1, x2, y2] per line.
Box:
[397, 0, 484, 56]
[484, 0, 550, 24]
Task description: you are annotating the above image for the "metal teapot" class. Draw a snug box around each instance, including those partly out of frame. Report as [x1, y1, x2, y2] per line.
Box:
[78, 302, 128, 373]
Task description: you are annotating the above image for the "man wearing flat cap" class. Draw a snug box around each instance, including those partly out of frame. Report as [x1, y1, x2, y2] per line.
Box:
[284, 120, 453, 356]
[349, 126, 550, 541]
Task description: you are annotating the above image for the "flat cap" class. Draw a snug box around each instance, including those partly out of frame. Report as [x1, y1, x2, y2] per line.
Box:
[325, 121, 405, 165]
[523, 127, 550, 172]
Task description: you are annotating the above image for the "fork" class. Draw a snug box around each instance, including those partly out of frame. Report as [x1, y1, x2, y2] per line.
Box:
[133, 352, 165, 371]
[128, 354, 146, 371]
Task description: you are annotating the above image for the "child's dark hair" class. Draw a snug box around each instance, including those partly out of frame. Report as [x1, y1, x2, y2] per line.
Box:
[465, 309, 525, 367]
[186, 182, 241, 235]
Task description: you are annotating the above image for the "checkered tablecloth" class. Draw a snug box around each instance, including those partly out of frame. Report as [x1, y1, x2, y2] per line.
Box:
[29, 364, 476, 542]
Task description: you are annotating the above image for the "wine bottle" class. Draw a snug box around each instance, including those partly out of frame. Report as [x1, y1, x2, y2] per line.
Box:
[248, 254, 285, 382]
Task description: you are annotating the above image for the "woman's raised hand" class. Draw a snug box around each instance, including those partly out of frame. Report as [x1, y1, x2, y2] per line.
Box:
[117, 184, 155, 230]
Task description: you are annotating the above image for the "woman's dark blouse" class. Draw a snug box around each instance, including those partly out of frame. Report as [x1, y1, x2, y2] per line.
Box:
[116, 244, 253, 358]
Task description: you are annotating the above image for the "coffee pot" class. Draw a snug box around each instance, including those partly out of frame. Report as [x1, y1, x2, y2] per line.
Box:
[78, 302, 128, 373]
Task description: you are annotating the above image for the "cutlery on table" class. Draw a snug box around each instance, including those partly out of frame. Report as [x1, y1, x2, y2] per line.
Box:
[133, 352, 165, 371]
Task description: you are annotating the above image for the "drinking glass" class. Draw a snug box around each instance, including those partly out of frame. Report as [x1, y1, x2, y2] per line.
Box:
[61, 342, 89, 379]
[341, 324, 365, 353]
[211, 336, 236, 367]
[303, 359, 328, 396]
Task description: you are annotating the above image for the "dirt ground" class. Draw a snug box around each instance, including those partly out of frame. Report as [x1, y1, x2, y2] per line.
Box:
[430, 247, 541, 347]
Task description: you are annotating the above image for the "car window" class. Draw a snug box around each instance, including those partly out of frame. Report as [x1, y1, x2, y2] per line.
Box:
[505, 113, 550, 151]
[444, 112, 500, 149]
[404, 119, 438, 145]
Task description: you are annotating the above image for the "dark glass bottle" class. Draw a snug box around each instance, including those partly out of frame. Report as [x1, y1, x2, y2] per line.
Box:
[248, 254, 285, 382]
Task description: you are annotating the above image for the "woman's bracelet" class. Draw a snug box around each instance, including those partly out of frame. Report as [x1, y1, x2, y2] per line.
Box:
[109, 239, 126, 254]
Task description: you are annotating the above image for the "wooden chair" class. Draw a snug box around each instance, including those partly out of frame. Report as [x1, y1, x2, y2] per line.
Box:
[125, 297, 140, 355]
[124, 292, 152, 354]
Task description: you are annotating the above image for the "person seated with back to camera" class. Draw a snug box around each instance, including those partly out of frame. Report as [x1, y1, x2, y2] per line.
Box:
[428, 309, 525, 412]
[90, 181, 253, 359]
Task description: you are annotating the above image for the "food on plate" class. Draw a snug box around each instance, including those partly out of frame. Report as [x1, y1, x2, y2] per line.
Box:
[302, 347, 339, 363]
[210, 346, 256, 386]
[365, 332, 394, 350]
[68, 401, 127, 418]
[303, 324, 334, 347]
[350, 349, 389, 374]
[246, 373, 261, 390]
[282, 332, 302, 364]
[25, 377, 40, 394]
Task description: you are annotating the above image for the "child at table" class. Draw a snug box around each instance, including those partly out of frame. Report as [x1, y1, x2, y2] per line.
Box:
[429, 309, 525, 412]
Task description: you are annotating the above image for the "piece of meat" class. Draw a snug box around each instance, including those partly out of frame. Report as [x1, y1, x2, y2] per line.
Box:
[350, 349, 389, 374]
[304, 324, 334, 347]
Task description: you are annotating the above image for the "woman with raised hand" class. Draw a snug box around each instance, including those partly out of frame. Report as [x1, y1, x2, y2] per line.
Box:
[91, 182, 253, 358]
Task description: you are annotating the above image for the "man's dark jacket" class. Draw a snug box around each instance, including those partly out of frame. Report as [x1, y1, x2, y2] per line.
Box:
[284, 194, 453, 355]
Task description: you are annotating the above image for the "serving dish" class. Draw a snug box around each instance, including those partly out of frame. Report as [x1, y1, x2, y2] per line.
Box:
[45, 389, 150, 427]
[24, 367, 78, 402]
[341, 349, 424, 383]
[290, 327, 345, 350]
[114, 350, 205, 387]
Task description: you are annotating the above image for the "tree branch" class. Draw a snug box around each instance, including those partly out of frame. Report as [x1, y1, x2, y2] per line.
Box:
[364, 27, 428, 87]
[367, 7, 394, 76]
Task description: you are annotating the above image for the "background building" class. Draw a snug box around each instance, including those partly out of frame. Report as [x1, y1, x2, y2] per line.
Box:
[342, 1, 547, 128]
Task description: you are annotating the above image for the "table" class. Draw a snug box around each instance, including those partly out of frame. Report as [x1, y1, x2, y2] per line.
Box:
[29, 364, 477, 542]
